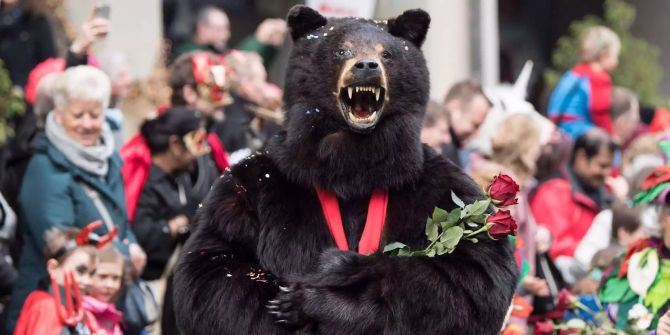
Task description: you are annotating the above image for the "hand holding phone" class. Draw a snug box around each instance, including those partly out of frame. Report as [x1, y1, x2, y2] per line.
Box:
[94, 1, 110, 19]
[70, 3, 111, 55]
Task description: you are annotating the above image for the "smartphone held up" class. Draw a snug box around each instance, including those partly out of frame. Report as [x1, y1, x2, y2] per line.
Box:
[94, 1, 111, 20]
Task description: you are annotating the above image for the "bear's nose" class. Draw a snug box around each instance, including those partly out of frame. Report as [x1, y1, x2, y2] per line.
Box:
[353, 59, 379, 73]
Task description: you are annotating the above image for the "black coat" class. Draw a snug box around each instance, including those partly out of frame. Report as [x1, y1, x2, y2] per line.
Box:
[133, 156, 218, 281]
[0, 6, 56, 87]
[211, 94, 257, 154]
[134, 164, 189, 281]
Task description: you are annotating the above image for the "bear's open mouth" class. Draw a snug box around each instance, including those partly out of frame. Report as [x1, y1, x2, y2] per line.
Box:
[338, 85, 386, 131]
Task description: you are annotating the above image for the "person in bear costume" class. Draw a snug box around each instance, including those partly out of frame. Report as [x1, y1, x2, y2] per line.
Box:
[173, 5, 518, 334]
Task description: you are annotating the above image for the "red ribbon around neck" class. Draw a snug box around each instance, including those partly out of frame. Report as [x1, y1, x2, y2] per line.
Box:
[315, 188, 389, 255]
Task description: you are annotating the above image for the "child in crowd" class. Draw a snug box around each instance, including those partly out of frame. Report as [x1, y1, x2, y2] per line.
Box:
[575, 203, 647, 272]
[83, 245, 126, 335]
[573, 203, 647, 294]
[610, 86, 641, 146]
[14, 221, 116, 335]
[548, 26, 621, 139]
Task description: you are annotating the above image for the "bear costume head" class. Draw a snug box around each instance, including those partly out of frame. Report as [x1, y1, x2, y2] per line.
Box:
[269, 6, 432, 199]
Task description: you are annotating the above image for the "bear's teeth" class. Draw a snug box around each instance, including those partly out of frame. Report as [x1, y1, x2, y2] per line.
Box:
[355, 87, 360, 93]
[374, 88, 380, 101]
[348, 87, 353, 99]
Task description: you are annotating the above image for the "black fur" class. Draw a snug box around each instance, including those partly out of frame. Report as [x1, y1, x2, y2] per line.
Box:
[387, 9, 431, 48]
[274, 9, 432, 199]
[287, 5, 328, 41]
[174, 6, 518, 335]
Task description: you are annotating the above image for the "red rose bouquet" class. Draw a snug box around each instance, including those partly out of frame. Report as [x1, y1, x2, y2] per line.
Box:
[384, 173, 520, 257]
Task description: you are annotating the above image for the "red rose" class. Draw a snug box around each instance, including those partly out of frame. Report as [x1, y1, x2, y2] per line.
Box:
[487, 173, 520, 207]
[556, 289, 578, 311]
[487, 210, 518, 240]
[533, 321, 555, 335]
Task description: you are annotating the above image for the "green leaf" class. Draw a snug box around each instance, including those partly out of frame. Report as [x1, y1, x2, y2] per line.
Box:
[451, 191, 465, 208]
[466, 199, 490, 217]
[465, 221, 479, 228]
[398, 248, 412, 256]
[436, 242, 452, 255]
[426, 249, 436, 257]
[469, 214, 488, 224]
[426, 220, 439, 242]
[644, 260, 670, 313]
[440, 226, 464, 250]
[383, 242, 408, 253]
[432, 207, 449, 223]
[599, 268, 637, 303]
[446, 208, 461, 225]
[435, 242, 445, 255]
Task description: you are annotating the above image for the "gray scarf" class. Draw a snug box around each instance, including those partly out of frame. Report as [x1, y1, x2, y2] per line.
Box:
[45, 112, 115, 176]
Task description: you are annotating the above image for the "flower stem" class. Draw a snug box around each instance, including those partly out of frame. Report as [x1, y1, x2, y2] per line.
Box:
[424, 231, 444, 252]
[464, 223, 493, 238]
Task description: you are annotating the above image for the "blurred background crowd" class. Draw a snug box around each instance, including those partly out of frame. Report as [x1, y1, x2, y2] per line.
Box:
[1, 0, 670, 334]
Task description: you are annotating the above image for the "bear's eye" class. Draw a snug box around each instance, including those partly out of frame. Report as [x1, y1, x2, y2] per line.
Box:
[336, 49, 352, 57]
[381, 51, 393, 60]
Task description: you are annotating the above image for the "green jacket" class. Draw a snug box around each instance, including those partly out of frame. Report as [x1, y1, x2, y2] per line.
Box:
[174, 36, 279, 68]
[5, 134, 136, 332]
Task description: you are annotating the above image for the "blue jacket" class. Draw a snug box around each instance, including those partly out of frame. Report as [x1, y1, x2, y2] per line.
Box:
[547, 64, 613, 139]
[5, 134, 136, 332]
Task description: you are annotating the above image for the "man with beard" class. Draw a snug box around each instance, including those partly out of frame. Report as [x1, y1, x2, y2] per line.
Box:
[442, 80, 492, 167]
[531, 128, 617, 283]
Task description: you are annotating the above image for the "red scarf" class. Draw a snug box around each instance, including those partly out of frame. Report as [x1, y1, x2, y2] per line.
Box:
[315, 188, 389, 255]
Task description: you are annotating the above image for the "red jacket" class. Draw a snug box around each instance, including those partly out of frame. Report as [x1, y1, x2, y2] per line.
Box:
[121, 132, 229, 223]
[14, 291, 99, 335]
[530, 178, 602, 259]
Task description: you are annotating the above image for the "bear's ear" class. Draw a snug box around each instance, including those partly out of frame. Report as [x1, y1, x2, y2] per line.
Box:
[387, 9, 431, 48]
[287, 5, 327, 41]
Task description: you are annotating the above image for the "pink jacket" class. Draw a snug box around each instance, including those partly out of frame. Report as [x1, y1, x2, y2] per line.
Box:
[82, 296, 123, 335]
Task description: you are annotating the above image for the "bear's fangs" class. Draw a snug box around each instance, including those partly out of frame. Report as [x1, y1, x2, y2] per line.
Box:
[338, 84, 386, 131]
[347, 86, 382, 102]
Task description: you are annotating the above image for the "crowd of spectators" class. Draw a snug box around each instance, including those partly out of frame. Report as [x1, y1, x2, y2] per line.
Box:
[1, 1, 670, 334]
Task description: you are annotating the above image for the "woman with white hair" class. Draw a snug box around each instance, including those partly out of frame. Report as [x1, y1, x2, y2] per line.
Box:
[4, 65, 146, 333]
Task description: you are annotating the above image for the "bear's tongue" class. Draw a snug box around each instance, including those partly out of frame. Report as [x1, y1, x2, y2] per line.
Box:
[353, 104, 371, 118]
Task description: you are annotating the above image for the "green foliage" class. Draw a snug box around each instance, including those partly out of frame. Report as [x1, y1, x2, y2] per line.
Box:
[599, 275, 637, 303]
[0, 60, 26, 144]
[543, 0, 663, 106]
[383, 192, 492, 257]
[644, 260, 670, 314]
